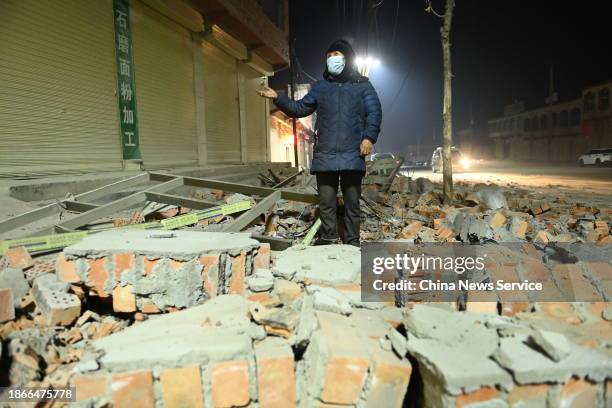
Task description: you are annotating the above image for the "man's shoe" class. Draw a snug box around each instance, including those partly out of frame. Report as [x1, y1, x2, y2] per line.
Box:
[314, 237, 341, 246]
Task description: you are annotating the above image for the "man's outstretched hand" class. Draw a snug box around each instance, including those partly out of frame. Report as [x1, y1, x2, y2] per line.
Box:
[256, 87, 278, 99]
[360, 138, 373, 156]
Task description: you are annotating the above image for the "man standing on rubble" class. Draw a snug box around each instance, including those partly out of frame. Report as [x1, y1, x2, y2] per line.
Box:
[257, 39, 382, 246]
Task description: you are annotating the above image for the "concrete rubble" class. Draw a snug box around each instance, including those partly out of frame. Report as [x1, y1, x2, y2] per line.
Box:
[0, 174, 610, 407]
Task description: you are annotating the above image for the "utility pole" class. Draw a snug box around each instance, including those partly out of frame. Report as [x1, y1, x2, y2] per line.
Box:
[437, 0, 455, 203]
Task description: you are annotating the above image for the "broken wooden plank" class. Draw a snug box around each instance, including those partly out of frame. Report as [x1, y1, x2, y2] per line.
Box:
[150, 172, 318, 204]
[50, 177, 184, 233]
[273, 169, 303, 188]
[222, 190, 281, 232]
[144, 192, 217, 210]
[0, 173, 150, 234]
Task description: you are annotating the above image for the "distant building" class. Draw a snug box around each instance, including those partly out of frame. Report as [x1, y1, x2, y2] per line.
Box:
[487, 80, 612, 162]
[269, 84, 314, 168]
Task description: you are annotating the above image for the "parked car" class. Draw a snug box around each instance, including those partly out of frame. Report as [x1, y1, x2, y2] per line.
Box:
[578, 148, 612, 167]
[368, 152, 396, 161]
[431, 147, 472, 173]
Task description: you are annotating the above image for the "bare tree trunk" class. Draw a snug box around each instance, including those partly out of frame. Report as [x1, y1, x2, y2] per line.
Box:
[441, 0, 455, 203]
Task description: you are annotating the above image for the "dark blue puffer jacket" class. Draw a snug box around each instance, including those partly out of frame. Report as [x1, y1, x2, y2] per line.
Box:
[273, 76, 382, 173]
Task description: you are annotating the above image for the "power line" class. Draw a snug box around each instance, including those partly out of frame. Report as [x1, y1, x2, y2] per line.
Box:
[389, 0, 400, 55]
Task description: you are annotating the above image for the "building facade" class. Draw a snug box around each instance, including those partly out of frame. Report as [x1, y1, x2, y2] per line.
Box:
[269, 84, 314, 168]
[0, 0, 289, 177]
[487, 80, 612, 162]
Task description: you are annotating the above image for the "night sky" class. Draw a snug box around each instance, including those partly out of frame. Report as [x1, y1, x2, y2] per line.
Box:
[270, 0, 612, 153]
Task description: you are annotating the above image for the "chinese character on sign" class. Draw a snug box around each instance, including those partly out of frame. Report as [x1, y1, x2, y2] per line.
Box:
[120, 82, 132, 101]
[117, 34, 129, 54]
[119, 58, 130, 77]
[124, 131, 136, 146]
[122, 107, 134, 124]
[115, 9, 128, 30]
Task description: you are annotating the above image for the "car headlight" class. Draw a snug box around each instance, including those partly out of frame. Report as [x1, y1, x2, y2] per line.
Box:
[460, 157, 471, 168]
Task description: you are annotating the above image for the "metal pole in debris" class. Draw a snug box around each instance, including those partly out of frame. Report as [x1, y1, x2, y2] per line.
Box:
[289, 8, 299, 168]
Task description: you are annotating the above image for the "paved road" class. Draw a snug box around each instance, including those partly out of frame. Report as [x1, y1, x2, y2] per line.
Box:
[401, 161, 612, 197]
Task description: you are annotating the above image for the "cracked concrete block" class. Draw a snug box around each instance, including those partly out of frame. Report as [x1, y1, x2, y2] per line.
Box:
[34, 288, 81, 326]
[58, 230, 262, 312]
[529, 329, 571, 362]
[403, 305, 513, 394]
[309, 286, 352, 316]
[94, 295, 252, 371]
[273, 245, 360, 285]
[492, 335, 611, 384]
[295, 295, 317, 347]
[0, 267, 30, 307]
[246, 268, 274, 292]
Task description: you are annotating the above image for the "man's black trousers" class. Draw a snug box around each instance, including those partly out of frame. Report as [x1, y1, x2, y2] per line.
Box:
[315, 170, 362, 245]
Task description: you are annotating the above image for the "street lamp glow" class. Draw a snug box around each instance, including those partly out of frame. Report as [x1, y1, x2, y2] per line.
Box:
[355, 55, 381, 77]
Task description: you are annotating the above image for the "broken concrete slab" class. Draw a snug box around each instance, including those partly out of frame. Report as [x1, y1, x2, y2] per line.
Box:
[273, 278, 302, 304]
[307, 285, 353, 316]
[492, 334, 611, 384]
[94, 295, 252, 371]
[403, 305, 513, 394]
[272, 244, 360, 285]
[246, 268, 274, 292]
[529, 329, 571, 362]
[58, 230, 265, 312]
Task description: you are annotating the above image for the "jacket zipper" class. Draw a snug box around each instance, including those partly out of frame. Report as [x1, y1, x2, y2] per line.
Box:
[336, 83, 342, 171]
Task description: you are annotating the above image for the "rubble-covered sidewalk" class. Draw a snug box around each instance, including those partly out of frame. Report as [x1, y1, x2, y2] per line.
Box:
[0, 168, 611, 408]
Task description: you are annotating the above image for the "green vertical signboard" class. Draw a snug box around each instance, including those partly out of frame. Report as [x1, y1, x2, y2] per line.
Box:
[113, 0, 142, 160]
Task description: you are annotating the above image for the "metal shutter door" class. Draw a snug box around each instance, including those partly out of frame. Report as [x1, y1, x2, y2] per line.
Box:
[202, 41, 241, 163]
[240, 64, 268, 162]
[131, 0, 197, 168]
[0, 0, 122, 177]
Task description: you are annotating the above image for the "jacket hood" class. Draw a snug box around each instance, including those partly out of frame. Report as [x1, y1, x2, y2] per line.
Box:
[323, 39, 367, 83]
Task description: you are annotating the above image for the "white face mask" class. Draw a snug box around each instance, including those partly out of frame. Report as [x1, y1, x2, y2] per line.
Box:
[326, 55, 346, 75]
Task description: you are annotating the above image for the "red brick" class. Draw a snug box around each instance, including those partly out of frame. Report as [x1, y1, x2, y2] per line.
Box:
[365, 351, 412, 408]
[199, 254, 220, 297]
[316, 312, 370, 405]
[254, 244, 271, 269]
[211, 360, 250, 408]
[455, 387, 500, 408]
[320, 356, 369, 404]
[112, 370, 155, 408]
[87, 258, 110, 297]
[397, 221, 422, 239]
[142, 257, 159, 276]
[584, 262, 612, 282]
[56, 253, 80, 283]
[559, 379, 598, 408]
[4, 246, 33, 269]
[140, 299, 161, 314]
[168, 259, 185, 270]
[0, 288, 15, 323]
[538, 302, 582, 325]
[255, 339, 296, 408]
[507, 384, 548, 407]
[114, 252, 135, 280]
[160, 365, 204, 408]
[229, 252, 247, 295]
[113, 285, 136, 313]
[501, 301, 530, 317]
[521, 259, 551, 282]
[72, 373, 109, 401]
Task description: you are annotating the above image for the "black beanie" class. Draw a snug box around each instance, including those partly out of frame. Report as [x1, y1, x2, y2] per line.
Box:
[326, 39, 356, 64]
